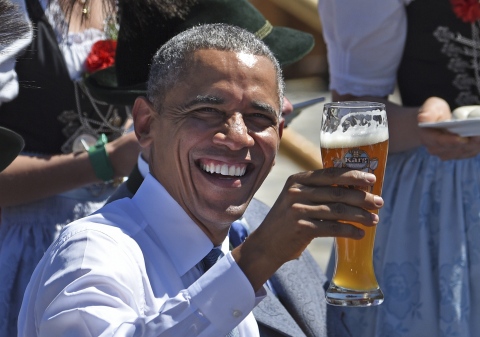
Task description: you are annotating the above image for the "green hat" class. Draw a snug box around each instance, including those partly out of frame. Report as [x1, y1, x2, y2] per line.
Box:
[0, 126, 24, 172]
[84, 0, 314, 105]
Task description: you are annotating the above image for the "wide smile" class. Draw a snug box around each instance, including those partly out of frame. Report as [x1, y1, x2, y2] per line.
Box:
[197, 159, 250, 179]
[201, 162, 247, 177]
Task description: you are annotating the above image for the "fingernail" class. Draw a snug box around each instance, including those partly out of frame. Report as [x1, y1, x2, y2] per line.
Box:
[374, 196, 383, 206]
[371, 213, 379, 223]
[364, 172, 376, 183]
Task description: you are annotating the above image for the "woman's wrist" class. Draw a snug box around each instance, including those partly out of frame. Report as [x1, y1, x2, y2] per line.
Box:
[88, 134, 114, 182]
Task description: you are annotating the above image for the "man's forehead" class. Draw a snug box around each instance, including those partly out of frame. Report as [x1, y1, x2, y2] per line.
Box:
[168, 49, 280, 112]
[179, 49, 277, 88]
[189, 49, 271, 67]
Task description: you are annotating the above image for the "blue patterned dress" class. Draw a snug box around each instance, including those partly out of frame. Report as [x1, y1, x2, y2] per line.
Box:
[323, 0, 480, 336]
[331, 146, 480, 336]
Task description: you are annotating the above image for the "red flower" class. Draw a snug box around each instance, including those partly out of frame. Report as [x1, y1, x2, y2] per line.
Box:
[450, 0, 480, 23]
[85, 39, 117, 74]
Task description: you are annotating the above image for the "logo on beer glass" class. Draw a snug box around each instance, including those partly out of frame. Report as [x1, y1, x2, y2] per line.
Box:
[333, 149, 379, 192]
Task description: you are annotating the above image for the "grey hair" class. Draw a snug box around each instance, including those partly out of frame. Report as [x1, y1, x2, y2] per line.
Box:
[147, 23, 284, 114]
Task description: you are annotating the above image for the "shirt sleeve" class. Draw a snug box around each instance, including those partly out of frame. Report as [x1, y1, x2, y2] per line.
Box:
[0, 0, 32, 106]
[318, 0, 412, 97]
[24, 226, 264, 337]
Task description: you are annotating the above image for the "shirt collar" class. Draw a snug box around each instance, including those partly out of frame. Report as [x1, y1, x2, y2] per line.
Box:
[132, 173, 229, 276]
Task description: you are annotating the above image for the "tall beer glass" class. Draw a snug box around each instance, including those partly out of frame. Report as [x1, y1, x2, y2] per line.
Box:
[321, 101, 388, 306]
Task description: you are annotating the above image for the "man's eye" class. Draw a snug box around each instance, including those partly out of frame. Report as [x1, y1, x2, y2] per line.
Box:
[193, 108, 223, 116]
[253, 112, 271, 119]
[245, 113, 277, 131]
[190, 108, 226, 125]
[251, 113, 276, 123]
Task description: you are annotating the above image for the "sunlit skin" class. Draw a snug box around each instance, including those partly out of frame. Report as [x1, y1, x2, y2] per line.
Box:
[134, 49, 283, 245]
[137, 96, 293, 162]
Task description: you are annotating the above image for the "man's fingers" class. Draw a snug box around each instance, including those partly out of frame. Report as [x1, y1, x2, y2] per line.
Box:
[289, 184, 383, 211]
[311, 220, 368, 240]
[302, 202, 379, 228]
[293, 167, 377, 188]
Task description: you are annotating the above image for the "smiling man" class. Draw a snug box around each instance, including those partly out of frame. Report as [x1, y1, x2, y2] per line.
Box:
[141, 47, 282, 245]
[18, 24, 383, 337]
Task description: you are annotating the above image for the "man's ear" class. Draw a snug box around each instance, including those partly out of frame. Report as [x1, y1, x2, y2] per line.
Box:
[132, 96, 156, 148]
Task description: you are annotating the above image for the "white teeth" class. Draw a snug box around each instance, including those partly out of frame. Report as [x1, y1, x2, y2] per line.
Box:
[220, 164, 228, 175]
[201, 162, 246, 177]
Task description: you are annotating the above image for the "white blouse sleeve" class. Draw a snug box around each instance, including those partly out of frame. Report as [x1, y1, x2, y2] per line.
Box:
[0, 0, 32, 106]
[318, 0, 413, 97]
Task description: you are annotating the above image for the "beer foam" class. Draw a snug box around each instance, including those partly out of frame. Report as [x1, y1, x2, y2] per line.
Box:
[320, 109, 389, 148]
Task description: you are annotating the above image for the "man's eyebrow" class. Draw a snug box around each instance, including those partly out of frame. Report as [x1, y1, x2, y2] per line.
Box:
[252, 101, 279, 119]
[184, 95, 225, 108]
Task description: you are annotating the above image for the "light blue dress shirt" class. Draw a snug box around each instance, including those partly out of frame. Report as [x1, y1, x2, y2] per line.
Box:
[18, 173, 266, 336]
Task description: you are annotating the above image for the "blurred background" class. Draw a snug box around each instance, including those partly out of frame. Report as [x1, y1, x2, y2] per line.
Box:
[250, 0, 327, 82]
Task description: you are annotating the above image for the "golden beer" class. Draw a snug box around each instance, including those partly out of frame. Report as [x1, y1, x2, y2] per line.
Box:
[321, 101, 388, 306]
[321, 140, 388, 290]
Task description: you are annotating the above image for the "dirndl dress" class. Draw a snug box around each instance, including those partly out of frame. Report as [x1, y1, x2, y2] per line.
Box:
[0, 183, 115, 335]
[328, 147, 480, 336]
[325, 0, 480, 335]
[0, 0, 124, 334]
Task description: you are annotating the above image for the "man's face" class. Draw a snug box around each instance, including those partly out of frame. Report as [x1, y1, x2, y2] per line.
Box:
[136, 49, 283, 240]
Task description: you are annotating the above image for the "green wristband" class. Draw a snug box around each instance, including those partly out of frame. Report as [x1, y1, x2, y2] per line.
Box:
[88, 134, 114, 182]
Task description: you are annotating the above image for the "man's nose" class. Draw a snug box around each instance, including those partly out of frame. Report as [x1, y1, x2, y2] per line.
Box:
[212, 113, 254, 150]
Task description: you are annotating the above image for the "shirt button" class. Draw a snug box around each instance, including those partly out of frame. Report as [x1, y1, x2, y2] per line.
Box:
[232, 310, 242, 318]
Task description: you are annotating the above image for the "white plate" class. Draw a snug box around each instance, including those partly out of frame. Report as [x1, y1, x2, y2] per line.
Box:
[419, 118, 480, 137]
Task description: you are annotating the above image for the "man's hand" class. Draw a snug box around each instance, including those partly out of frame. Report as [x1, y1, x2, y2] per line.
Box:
[232, 167, 383, 291]
[418, 97, 480, 160]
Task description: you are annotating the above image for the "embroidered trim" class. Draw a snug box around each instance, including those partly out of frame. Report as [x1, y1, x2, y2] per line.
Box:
[434, 24, 480, 106]
[59, 81, 125, 154]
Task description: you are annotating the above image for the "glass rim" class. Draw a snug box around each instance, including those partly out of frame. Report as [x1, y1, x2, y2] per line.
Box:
[324, 101, 385, 109]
